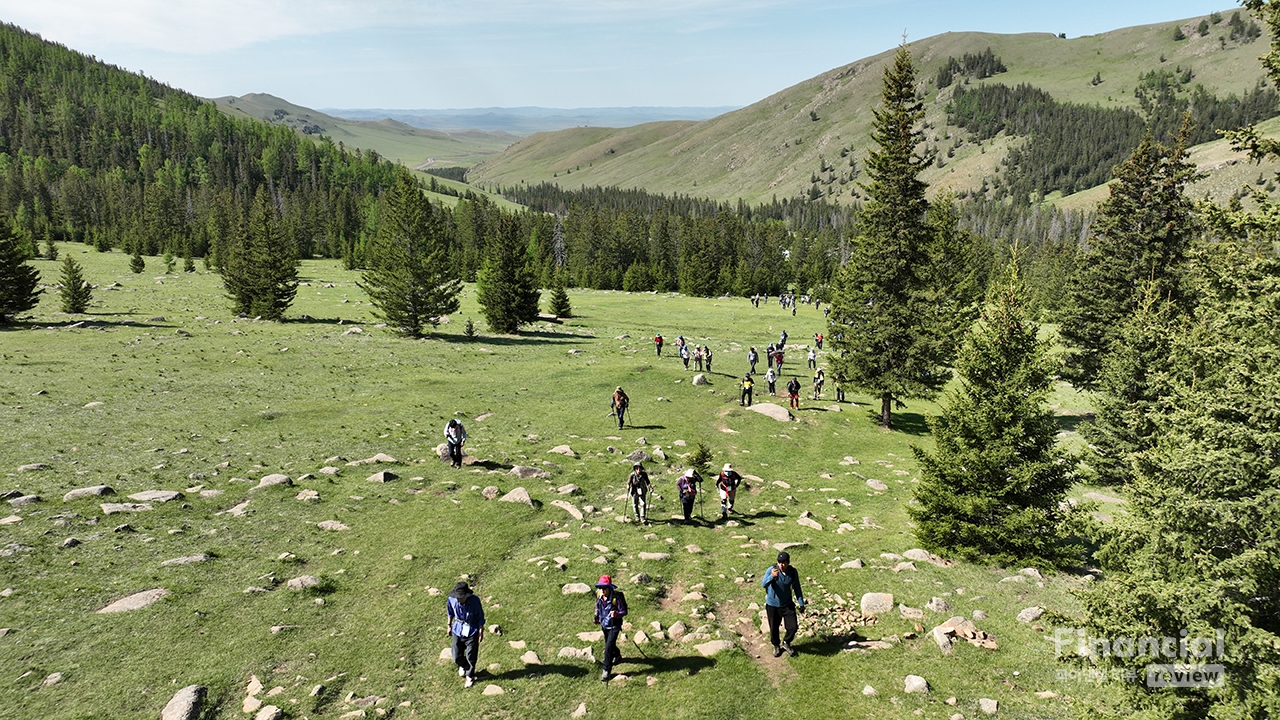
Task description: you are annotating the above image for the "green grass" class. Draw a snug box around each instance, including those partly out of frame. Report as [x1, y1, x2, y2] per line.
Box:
[0, 246, 1120, 719]
[468, 8, 1275, 207]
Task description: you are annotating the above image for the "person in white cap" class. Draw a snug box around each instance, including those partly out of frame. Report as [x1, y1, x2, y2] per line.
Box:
[716, 463, 743, 519]
[677, 467, 700, 522]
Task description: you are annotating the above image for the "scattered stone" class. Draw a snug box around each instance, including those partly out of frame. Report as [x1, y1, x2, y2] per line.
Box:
[286, 575, 321, 591]
[510, 465, 550, 480]
[295, 489, 320, 501]
[904, 675, 929, 694]
[254, 706, 283, 720]
[692, 374, 709, 386]
[60, 537, 81, 548]
[1019, 567, 1044, 581]
[551, 500, 583, 520]
[862, 686, 877, 696]
[557, 646, 595, 661]
[366, 471, 398, 483]
[925, 597, 953, 613]
[840, 559, 864, 569]
[251, 474, 292, 490]
[346, 453, 398, 466]
[999, 575, 1026, 584]
[317, 520, 350, 531]
[1035, 691, 1057, 699]
[577, 631, 604, 642]
[668, 621, 687, 639]
[520, 650, 542, 665]
[310, 685, 324, 697]
[979, 698, 998, 715]
[481, 486, 501, 500]
[562, 583, 591, 595]
[797, 517, 823, 531]
[860, 593, 894, 617]
[626, 449, 651, 463]
[161, 554, 212, 567]
[128, 490, 183, 503]
[638, 552, 670, 561]
[571, 703, 587, 718]
[549, 445, 576, 457]
[694, 640, 735, 657]
[680, 591, 707, 603]
[8, 495, 41, 507]
[904, 548, 952, 567]
[318, 466, 341, 476]
[972, 609, 989, 621]
[499, 487, 534, 507]
[63, 486, 114, 502]
[217, 500, 250, 517]
[41, 672, 63, 687]
[0, 515, 20, 525]
[160, 684, 206, 720]
[542, 531, 572, 540]
[747, 403, 792, 422]
[18, 463, 50, 472]
[899, 604, 925, 620]
[1016, 606, 1044, 623]
[685, 545, 702, 554]
[97, 588, 169, 613]
[866, 479, 889, 491]
[557, 484, 580, 495]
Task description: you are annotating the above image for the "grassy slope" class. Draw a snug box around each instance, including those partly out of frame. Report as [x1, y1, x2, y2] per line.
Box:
[0, 246, 1119, 719]
[213, 93, 517, 168]
[468, 8, 1278, 206]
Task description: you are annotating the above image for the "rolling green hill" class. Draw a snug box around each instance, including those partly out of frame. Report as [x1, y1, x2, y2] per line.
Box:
[213, 93, 518, 168]
[468, 9, 1280, 207]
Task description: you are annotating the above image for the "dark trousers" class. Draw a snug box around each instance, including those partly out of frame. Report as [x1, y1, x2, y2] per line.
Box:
[602, 626, 623, 673]
[768, 380, 776, 394]
[766, 604, 798, 647]
[681, 495, 695, 520]
[615, 407, 626, 429]
[656, 345, 662, 356]
[447, 442, 463, 467]
[452, 633, 479, 678]
[740, 388, 752, 406]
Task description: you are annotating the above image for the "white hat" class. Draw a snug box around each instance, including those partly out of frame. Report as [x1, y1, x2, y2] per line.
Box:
[723, 464, 733, 472]
[684, 469, 695, 477]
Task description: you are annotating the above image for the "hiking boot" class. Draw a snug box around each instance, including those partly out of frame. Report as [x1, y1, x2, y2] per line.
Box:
[600, 670, 611, 682]
[783, 641, 796, 657]
[772, 645, 783, 658]
[464, 676, 475, 688]
[458, 667, 466, 677]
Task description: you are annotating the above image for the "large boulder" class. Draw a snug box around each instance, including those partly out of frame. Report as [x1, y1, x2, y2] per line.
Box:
[366, 471, 398, 483]
[747, 403, 792, 422]
[904, 675, 929, 694]
[97, 588, 170, 613]
[510, 465, 550, 480]
[161, 685, 207, 720]
[1016, 606, 1044, 623]
[498, 487, 534, 507]
[128, 490, 183, 503]
[550, 500, 583, 521]
[860, 592, 895, 617]
[63, 485, 114, 502]
[626, 449, 651, 463]
[562, 583, 592, 594]
[548, 445, 575, 456]
[866, 479, 889, 491]
[251, 474, 292, 490]
[691, 374, 709, 386]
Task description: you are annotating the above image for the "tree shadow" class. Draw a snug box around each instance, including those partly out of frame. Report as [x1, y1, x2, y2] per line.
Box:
[2, 314, 170, 331]
[886, 412, 930, 436]
[466, 331, 584, 347]
[1055, 413, 1095, 433]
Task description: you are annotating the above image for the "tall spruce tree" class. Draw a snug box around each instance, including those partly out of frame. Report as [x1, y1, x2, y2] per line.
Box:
[476, 216, 540, 333]
[1059, 123, 1199, 390]
[908, 260, 1077, 566]
[129, 248, 145, 274]
[221, 188, 298, 320]
[358, 172, 461, 337]
[58, 254, 92, 314]
[827, 45, 958, 428]
[548, 272, 572, 318]
[0, 223, 41, 323]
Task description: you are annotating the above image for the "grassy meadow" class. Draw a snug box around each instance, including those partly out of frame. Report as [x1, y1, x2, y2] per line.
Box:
[0, 246, 1121, 719]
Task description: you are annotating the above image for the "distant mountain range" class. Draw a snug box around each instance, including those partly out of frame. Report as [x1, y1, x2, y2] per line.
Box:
[317, 107, 741, 136]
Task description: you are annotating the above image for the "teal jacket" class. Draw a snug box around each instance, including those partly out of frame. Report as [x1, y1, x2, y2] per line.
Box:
[761, 564, 804, 608]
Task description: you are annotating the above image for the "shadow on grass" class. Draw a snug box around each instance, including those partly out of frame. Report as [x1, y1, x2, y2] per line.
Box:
[1, 314, 169, 331]
[625, 424, 666, 431]
[884, 411, 930, 436]
[794, 633, 864, 657]
[487, 663, 593, 681]
[615, 654, 715, 677]
[1055, 412, 1095, 433]
[468, 330, 585, 347]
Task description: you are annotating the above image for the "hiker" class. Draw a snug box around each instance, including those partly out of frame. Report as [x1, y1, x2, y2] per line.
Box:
[823, 306, 830, 319]
[766, 343, 776, 369]
[747, 347, 759, 375]
[716, 463, 743, 518]
[807, 347, 817, 370]
[765, 367, 777, 395]
[775, 349, 785, 377]
[593, 575, 628, 681]
[704, 346, 713, 374]
[654, 333, 664, 357]
[445, 418, 467, 468]
[611, 387, 629, 429]
[627, 462, 651, 525]
[812, 368, 824, 400]
[446, 581, 485, 687]
[834, 373, 846, 403]
[677, 468, 700, 522]
[778, 330, 787, 348]
[786, 376, 801, 409]
[815, 332, 823, 350]
[761, 551, 806, 657]
[694, 345, 704, 372]
[740, 374, 754, 407]
[680, 343, 690, 370]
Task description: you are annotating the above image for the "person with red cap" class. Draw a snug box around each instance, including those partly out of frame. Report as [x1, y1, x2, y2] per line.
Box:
[592, 575, 628, 681]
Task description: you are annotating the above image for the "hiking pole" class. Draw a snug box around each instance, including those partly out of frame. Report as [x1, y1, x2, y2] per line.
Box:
[629, 633, 649, 659]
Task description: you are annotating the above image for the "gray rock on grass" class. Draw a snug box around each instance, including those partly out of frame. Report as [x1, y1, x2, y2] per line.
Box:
[317, 520, 349, 531]
[161, 554, 213, 567]
[102, 503, 153, 515]
[63, 486, 114, 502]
[747, 403, 792, 421]
[499, 487, 534, 507]
[366, 471, 398, 483]
[286, 575, 321, 591]
[128, 490, 183, 503]
[161, 685, 207, 720]
[251, 474, 292, 490]
[904, 675, 929, 694]
[8, 495, 41, 507]
[97, 588, 170, 613]
[1017, 606, 1044, 623]
[860, 593, 894, 617]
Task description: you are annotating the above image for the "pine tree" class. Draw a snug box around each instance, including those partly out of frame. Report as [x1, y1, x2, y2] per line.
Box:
[0, 223, 41, 323]
[129, 248, 146, 274]
[221, 188, 298, 320]
[908, 260, 1077, 566]
[44, 233, 57, 261]
[548, 273, 572, 318]
[58, 254, 92, 314]
[1059, 123, 1200, 390]
[826, 44, 958, 428]
[476, 216, 540, 333]
[357, 172, 461, 337]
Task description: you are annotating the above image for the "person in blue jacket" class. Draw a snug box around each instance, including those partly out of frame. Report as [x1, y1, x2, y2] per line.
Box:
[593, 575, 628, 681]
[446, 581, 485, 687]
[761, 551, 805, 657]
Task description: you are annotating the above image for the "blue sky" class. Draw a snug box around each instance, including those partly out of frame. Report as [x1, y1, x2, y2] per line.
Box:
[0, 1, 1242, 108]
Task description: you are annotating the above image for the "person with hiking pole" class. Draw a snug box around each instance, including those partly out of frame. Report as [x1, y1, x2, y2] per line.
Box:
[704, 346, 713, 374]
[677, 468, 700, 523]
[812, 368, 825, 400]
[593, 575, 628, 681]
[807, 347, 817, 370]
[765, 366, 778, 396]
[716, 463, 743, 519]
[786, 376, 801, 410]
[446, 581, 485, 687]
[680, 342, 690, 370]
[739, 373, 754, 407]
[654, 333, 664, 357]
[610, 387, 629, 430]
[761, 551, 806, 657]
[444, 418, 467, 468]
[627, 462, 651, 525]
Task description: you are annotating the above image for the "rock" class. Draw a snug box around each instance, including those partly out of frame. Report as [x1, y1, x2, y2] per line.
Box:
[557, 484, 580, 495]
[862, 686, 877, 696]
[680, 592, 707, 603]
[481, 486, 501, 499]
[904, 675, 929, 694]
[925, 597, 953, 613]
[520, 650, 541, 665]
[694, 640, 735, 657]
[41, 672, 63, 687]
[1016, 606, 1044, 623]
[633, 630, 650, 644]
[577, 631, 604, 642]
[0, 515, 21, 525]
[286, 575, 321, 591]
[904, 548, 952, 567]
[999, 575, 1025, 584]
[1019, 567, 1044, 581]
[510, 465, 550, 480]
[366, 471, 398, 483]
[161, 554, 212, 567]
[318, 466, 341, 476]
[866, 479, 889, 491]
[747, 403, 792, 421]
[979, 698, 998, 714]
[18, 463, 50, 472]
[630, 573, 651, 584]
[637, 552, 670, 561]
[899, 604, 925, 620]
[1035, 691, 1057, 699]
[860, 593, 894, 617]
[60, 537, 81, 548]
[797, 517, 823, 531]
[691, 373, 709, 385]
[295, 489, 320, 501]
[626, 449, 651, 463]
[499, 487, 534, 506]
[62, 486, 114, 502]
[160, 684, 206, 720]
[562, 583, 591, 595]
[932, 625, 955, 654]
[127, 490, 183, 503]
[317, 520, 349, 531]
[549, 445, 575, 456]
[346, 453, 398, 466]
[685, 544, 702, 554]
[251, 474, 292, 490]
[550, 500, 583, 520]
[840, 559, 864, 569]
[972, 609, 989, 621]
[254, 706, 283, 720]
[542, 531, 572, 540]
[97, 588, 170, 613]
[8, 495, 40, 507]
[668, 621, 687, 639]
[571, 703, 587, 718]
[557, 646, 595, 661]
[217, 500, 250, 517]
